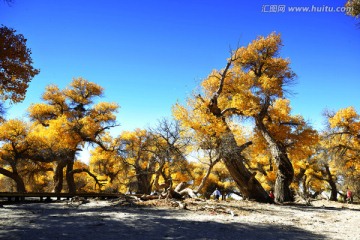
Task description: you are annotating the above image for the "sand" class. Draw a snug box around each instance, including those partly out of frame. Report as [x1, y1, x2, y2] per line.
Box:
[0, 198, 359, 240]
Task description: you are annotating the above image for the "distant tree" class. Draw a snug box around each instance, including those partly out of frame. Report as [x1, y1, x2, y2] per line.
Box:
[0, 26, 39, 103]
[148, 119, 193, 197]
[90, 133, 128, 192]
[305, 143, 339, 201]
[326, 107, 360, 199]
[116, 129, 155, 195]
[346, 0, 360, 17]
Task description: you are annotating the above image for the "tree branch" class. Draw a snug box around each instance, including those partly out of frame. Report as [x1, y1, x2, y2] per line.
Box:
[220, 107, 243, 116]
[215, 58, 233, 98]
[69, 168, 103, 189]
[279, 121, 300, 126]
[238, 141, 253, 153]
[208, 54, 238, 117]
[196, 94, 205, 103]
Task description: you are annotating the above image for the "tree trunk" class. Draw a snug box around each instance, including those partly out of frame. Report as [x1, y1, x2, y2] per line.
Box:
[66, 160, 76, 194]
[153, 161, 167, 192]
[302, 175, 308, 198]
[219, 131, 271, 203]
[325, 165, 337, 201]
[294, 168, 308, 198]
[174, 182, 198, 198]
[53, 160, 67, 194]
[0, 168, 26, 193]
[13, 172, 26, 193]
[136, 172, 152, 195]
[257, 121, 294, 203]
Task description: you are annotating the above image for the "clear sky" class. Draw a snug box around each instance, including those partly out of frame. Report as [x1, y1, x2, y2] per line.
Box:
[1, 0, 359, 134]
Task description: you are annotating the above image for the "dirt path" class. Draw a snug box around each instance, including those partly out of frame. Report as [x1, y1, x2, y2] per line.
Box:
[0, 199, 359, 240]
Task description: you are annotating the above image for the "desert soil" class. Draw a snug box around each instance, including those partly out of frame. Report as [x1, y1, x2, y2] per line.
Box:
[0, 198, 359, 240]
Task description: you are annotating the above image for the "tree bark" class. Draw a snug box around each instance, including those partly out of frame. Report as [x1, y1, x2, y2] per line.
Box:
[13, 172, 26, 193]
[53, 160, 67, 194]
[294, 168, 308, 197]
[325, 165, 338, 201]
[136, 172, 152, 195]
[302, 174, 308, 198]
[66, 160, 76, 194]
[219, 131, 271, 202]
[256, 120, 294, 203]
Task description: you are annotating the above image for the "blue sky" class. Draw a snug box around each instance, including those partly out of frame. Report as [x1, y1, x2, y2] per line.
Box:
[1, 0, 359, 134]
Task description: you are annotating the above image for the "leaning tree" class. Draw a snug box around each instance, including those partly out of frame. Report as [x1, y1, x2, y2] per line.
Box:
[175, 33, 317, 202]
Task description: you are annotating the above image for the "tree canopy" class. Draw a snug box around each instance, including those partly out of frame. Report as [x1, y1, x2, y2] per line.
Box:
[0, 25, 39, 103]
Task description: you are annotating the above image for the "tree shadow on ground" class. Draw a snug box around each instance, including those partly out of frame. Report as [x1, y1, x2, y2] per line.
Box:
[0, 203, 327, 240]
[212, 200, 360, 216]
[281, 202, 360, 212]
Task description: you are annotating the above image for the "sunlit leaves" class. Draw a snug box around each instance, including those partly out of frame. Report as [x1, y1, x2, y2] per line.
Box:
[325, 107, 360, 195]
[173, 100, 227, 138]
[329, 106, 360, 131]
[63, 77, 103, 105]
[0, 119, 28, 142]
[233, 33, 295, 99]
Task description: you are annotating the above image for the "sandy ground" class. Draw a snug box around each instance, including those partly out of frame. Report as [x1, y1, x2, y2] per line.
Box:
[0, 198, 359, 240]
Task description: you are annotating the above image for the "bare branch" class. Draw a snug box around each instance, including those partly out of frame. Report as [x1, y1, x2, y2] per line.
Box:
[326, 131, 352, 138]
[209, 53, 239, 108]
[215, 61, 232, 97]
[279, 121, 300, 126]
[196, 94, 205, 103]
[238, 141, 253, 153]
[221, 107, 242, 116]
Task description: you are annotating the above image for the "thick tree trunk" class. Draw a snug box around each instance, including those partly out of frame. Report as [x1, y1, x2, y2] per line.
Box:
[53, 160, 67, 194]
[0, 168, 26, 193]
[136, 172, 152, 195]
[13, 172, 26, 193]
[257, 121, 294, 203]
[66, 160, 76, 194]
[219, 131, 271, 203]
[325, 165, 338, 201]
[270, 148, 294, 203]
